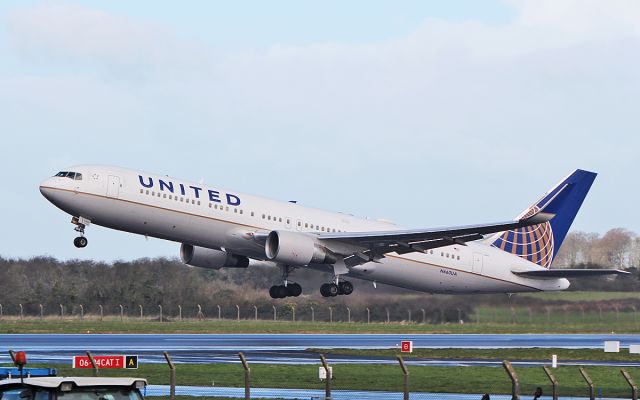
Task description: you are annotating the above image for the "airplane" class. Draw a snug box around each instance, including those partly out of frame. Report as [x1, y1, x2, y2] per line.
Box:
[40, 166, 627, 298]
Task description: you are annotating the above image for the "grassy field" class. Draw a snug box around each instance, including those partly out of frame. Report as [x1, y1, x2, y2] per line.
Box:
[6, 362, 639, 397]
[0, 314, 638, 334]
[308, 347, 640, 362]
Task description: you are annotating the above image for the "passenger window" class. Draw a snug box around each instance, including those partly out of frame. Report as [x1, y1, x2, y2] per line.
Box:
[279, 217, 282, 222]
[225, 206, 229, 211]
[298, 221, 301, 226]
[240, 210, 243, 214]
[457, 256, 461, 260]
[321, 227, 325, 231]
[234, 208, 238, 213]
[209, 203, 212, 208]
[268, 216, 271, 220]
[287, 219, 291, 224]
[251, 212, 254, 217]
[140, 189, 143, 194]
[164, 194, 167, 199]
[197, 201, 200, 205]
[305, 223, 308, 228]
[262, 214, 265, 219]
[180, 198, 184, 202]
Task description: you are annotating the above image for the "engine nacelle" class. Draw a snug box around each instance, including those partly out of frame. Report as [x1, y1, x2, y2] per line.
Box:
[180, 244, 250, 269]
[265, 230, 337, 266]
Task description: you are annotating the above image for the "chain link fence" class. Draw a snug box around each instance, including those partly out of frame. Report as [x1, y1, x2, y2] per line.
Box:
[46, 351, 640, 400]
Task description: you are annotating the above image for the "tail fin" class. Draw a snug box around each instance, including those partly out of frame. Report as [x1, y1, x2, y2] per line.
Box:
[490, 169, 597, 268]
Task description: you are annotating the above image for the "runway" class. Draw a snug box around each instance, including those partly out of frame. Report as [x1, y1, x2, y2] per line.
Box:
[1, 333, 639, 367]
[145, 385, 622, 400]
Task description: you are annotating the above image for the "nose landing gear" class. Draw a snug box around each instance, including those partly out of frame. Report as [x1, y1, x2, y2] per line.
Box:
[73, 236, 88, 248]
[71, 216, 90, 248]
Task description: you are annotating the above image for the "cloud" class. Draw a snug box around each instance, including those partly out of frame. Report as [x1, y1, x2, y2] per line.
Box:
[7, 4, 210, 77]
[1, 1, 639, 260]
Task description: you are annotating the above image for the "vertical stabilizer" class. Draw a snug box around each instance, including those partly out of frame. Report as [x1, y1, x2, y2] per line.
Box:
[490, 169, 597, 268]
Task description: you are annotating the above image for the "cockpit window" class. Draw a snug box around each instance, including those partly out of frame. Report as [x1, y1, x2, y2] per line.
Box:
[54, 172, 82, 180]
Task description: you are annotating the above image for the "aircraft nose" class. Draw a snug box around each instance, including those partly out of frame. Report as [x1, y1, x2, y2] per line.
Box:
[39, 178, 59, 201]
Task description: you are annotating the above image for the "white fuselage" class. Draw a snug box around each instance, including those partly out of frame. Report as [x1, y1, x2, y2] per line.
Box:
[40, 165, 569, 294]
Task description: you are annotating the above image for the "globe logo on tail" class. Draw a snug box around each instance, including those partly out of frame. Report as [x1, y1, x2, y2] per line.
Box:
[491, 206, 555, 268]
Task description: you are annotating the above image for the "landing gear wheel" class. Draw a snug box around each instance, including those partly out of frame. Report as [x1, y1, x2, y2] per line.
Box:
[320, 283, 339, 297]
[339, 281, 353, 295]
[269, 285, 288, 299]
[287, 283, 302, 297]
[73, 236, 88, 248]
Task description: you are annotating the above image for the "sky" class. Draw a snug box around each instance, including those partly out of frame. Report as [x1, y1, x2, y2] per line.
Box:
[0, 0, 638, 261]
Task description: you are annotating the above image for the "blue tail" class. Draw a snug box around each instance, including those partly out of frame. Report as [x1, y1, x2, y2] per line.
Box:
[491, 169, 597, 268]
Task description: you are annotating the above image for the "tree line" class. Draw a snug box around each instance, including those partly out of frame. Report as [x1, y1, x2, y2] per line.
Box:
[0, 227, 638, 321]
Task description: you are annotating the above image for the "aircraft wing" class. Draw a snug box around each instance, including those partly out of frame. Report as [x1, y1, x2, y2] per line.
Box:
[512, 269, 630, 278]
[317, 212, 555, 266]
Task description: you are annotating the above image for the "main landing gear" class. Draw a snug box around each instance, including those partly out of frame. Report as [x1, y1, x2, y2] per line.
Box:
[270, 265, 302, 299]
[320, 280, 353, 297]
[71, 216, 88, 248]
[269, 283, 302, 299]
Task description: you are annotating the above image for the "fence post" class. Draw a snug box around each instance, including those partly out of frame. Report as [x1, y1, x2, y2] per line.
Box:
[163, 351, 176, 400]
[60, 304, 64, 319]
[80, 304, 84, 320]
[19, 304, 23, 320]
[273, 305, 277, 321]
[99, 305, 103, 321]
[178, 305, 182, 321]
[119, 305, 124, 321]
[159, 305, 163, 322]
[217, 304, 222, 320]
[320, 354, 332, 400]
[86, 351, 99, 377]
[292, 305, 295, 322]
[39, 304, 43, 320]
[0, 304, 3, 319]
[239, 352, 251, 400]
[622, 369, 638, 400]
[236, 305, 240, 321]
[311, 306, 315, 322]
[502, 360, 520, 400]
[139, 305, 143, 320]
[367, 308, 370, 324]
[407, 309, 411, 323]
[397, 356, 410, 400]
[329, 307, 333, 323]
[197, 304, 204, 320]
[386, 308, 390, 324]
[579, 367, 595, 400]
[347, 307, 351, 323]
[543, 366, 558, 400]
[253, 305, 258, 321]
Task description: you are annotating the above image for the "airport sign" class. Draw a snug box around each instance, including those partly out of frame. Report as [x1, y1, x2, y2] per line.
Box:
[400, 341, 413, 353]
[73, 355, 138, 369]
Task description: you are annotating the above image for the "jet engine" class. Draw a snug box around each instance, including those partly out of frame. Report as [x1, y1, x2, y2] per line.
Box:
[265, 230, 337, 266]
[180, 244, 250, 269]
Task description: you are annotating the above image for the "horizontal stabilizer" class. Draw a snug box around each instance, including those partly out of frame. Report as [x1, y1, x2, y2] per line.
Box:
[512, 269, 630, 279]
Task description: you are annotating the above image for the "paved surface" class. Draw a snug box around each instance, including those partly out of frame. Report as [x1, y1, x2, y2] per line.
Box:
[1, 334, 639, 367]
[145, 385, 623, 400]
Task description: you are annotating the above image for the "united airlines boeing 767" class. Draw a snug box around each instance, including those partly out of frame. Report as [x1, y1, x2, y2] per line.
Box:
[40, 166, 626, 298]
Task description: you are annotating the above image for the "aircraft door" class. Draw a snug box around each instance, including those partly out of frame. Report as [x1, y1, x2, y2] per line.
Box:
[107, 175, 121, 198]
[472, 253, 484, 274]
